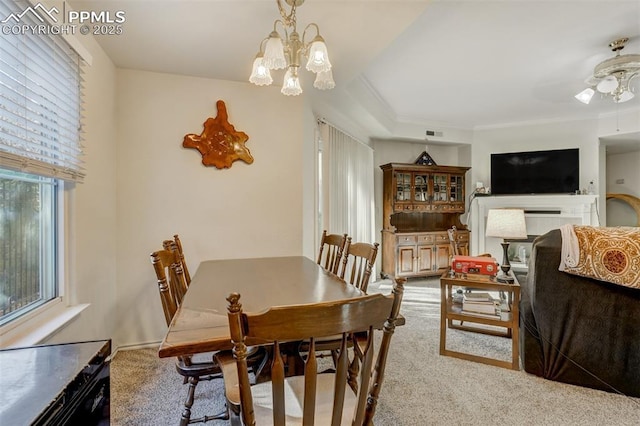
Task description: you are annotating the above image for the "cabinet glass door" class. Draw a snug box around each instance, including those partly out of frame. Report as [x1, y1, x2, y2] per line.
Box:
[432, 174, 448, 202]
[396, 172, 411, 201]
[449, 175, 463, 202]
[413, 174, 429, 202]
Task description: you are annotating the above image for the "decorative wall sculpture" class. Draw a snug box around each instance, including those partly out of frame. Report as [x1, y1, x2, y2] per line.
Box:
[183, 100, 253, 169]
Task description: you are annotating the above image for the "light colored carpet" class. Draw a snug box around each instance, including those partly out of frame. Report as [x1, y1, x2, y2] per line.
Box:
[110, 278, 640, 425]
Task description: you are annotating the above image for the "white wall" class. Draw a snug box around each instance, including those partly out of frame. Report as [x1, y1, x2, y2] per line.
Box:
[45, 37, 118, 344]
[606, 150, 640, 226]
[114, 70, 304, 347]
[472, 119, 600, 196]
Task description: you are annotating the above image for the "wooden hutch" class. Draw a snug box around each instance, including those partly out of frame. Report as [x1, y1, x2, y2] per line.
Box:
[380, 162, 470, 278]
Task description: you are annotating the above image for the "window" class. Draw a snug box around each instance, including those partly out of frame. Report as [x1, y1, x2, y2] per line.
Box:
[0, 169, 56, 325]
[0, 0, 84, 327]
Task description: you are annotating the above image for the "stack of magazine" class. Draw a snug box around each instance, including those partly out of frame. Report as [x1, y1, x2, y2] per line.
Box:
[461, 292, 501, 319]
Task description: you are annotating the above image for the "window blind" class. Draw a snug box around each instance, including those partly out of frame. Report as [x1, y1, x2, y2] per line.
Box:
[0, 0, 85, 182]
[317, 119, 375, 246]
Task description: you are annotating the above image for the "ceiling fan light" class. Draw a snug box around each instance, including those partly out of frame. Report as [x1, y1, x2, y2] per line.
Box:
[249, 55, 273, 86]
[313, 69, 335, 90]
[596, 75, 618, 93]
[574, 87, 595, 104]
[615, 90, 635, 103]
[281, 67, 303, 96]
[306, 37, 332, 73]
[263, 31, 287, 70]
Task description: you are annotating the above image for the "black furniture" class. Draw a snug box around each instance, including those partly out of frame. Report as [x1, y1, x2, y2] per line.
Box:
[520, 230, 640, 397]
[0, 339, 111, 425]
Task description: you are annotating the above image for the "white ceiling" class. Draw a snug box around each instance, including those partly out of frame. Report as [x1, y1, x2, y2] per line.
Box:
[70, 0, 640, 149]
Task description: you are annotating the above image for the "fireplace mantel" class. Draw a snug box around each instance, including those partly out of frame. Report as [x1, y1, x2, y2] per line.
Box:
[469, 194, 599, 259]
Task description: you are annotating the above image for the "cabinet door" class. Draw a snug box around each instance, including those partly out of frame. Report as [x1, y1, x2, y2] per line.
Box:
[435, 244, 451, 271]
[431, 174, 449, 203]
[413, 173, 429, 203]
[449, 174, 464, 202]
[416, 245, 434, 273]
[395, 172, 412, 203]
[397, 246, 415, 276]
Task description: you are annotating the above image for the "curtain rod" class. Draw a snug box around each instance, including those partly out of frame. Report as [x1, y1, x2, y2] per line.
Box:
[315, 116, 369, 147]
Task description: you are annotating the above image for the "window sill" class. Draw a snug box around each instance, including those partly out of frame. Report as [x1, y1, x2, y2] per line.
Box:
[0, 299, 89, 349]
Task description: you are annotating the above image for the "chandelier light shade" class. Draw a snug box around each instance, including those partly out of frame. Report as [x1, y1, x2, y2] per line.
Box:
[314, 69, 335, 90]
[306, 35, 331, 73]
[249, 54, 273, 86]
[575, 37, 639, 104]
[281, 67, 303, 96]
[263, 31, 287, 70]
[249, 0, 334, 96]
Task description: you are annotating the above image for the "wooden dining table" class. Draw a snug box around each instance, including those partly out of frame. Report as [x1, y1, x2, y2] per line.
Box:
[158, 256, 367, 358]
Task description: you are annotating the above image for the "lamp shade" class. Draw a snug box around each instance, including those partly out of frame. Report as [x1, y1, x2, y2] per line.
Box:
[306, 37, 332, 73]
[596, 75, 619, 93]
[485, 209, 527, 239]
[313, 69, 335, 90]
[615, 90, 635, 103]
[263, 31, 287, 70]
[249, 55, 273, 86]
[281, 67, 302, 96]
[574, 87, 595, 104]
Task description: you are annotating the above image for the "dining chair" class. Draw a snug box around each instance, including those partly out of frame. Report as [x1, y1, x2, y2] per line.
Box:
[169, 234, 191, 285]
[150, 240, 267, 425]
[448, 225, 491, 259]
[338, 238, 380, 293]
[316, 230, 348, 274]
[150, 241, 184, 324]
[150, 246, 228, 425]
[216, 277, 405, 426]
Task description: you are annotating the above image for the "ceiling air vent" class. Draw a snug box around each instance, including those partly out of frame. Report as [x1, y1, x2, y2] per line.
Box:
[425, 130, 443, 137]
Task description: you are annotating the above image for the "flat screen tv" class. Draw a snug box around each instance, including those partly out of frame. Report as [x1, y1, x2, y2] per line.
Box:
[490, 148, 579, 195]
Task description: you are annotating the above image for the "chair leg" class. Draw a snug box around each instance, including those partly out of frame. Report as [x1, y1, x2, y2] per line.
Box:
[180, 376, 198, 426]
[180, 375, 229, 424]
[228, 406, 243, 426]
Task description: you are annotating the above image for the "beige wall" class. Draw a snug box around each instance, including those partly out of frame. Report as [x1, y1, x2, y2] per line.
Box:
[113, 69, 305, 347]
[47, 61, 313, 348]
[46, 34, 118, 344]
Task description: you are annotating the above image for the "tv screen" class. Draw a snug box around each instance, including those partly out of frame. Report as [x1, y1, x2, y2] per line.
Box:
[490, 148, 579, 195]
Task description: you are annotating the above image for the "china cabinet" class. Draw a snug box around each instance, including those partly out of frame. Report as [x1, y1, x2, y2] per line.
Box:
[380, 163, 470, 278]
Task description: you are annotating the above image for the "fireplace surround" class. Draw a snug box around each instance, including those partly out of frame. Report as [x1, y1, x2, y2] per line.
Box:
[468, 194, 599, 270]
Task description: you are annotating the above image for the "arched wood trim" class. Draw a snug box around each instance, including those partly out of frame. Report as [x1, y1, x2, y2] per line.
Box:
[606, 193, 640, 226]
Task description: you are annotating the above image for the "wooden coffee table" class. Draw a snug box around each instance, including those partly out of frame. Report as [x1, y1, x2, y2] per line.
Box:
[439, 272, 520, 370]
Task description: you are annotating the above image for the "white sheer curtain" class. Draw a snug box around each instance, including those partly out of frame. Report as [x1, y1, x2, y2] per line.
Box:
[317, 119, 375, 247]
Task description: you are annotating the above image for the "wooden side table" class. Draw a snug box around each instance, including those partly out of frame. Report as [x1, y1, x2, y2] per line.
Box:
[440, 272, 520, 370]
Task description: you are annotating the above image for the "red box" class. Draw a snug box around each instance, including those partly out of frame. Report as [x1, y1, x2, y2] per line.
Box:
[451, 255, 499, 276]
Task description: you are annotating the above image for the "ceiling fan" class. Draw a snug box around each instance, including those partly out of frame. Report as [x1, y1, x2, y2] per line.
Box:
[575, 37, 640, 104]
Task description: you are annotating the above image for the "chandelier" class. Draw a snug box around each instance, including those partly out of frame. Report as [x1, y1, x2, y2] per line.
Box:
[249, 0, 334, 96]
[575, 37, 640, 104]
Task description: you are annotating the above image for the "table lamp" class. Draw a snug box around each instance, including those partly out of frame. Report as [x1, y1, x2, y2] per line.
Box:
[485, 208, 527, 283]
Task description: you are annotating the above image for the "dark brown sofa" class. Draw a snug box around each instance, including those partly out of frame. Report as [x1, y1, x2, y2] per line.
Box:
[520, 229, 640, 397]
